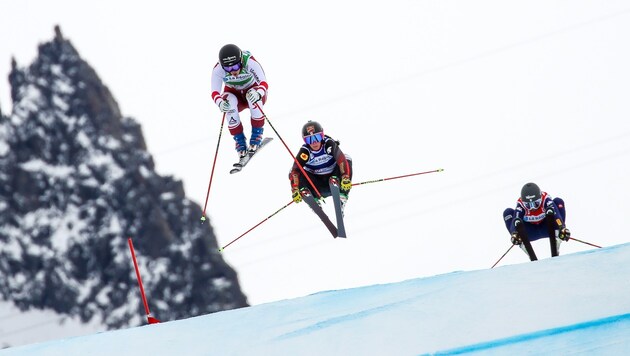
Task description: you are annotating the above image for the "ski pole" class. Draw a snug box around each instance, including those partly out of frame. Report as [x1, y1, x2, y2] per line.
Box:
[491, 244, 514, 268]
[219, 200, 294, 252]
[200, 113, 226, 223]
[569, 237, 602, 248]
[219, 169, 445, 251]
[351, 169, 444, 187]
[253, 102, 324, 199]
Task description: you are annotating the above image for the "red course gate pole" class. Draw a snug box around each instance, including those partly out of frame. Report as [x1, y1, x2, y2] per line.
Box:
[128, 238, 160, 324]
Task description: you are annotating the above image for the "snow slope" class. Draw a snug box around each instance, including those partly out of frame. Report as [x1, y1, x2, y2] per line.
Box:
[1, 242, 628, 355]
[1, 1, 629, 349]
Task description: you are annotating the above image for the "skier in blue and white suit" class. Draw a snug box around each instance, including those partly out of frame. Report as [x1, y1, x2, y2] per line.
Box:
[503, 182, 571, 255]
[289, 121, 352, 211]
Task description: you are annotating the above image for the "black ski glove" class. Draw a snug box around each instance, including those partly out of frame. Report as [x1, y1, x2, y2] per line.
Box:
[510, 231, 522, 245]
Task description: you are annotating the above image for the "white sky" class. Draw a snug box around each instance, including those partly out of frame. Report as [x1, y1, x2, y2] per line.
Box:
[2, 242, 630, 355]
[1, 0, 630, 312]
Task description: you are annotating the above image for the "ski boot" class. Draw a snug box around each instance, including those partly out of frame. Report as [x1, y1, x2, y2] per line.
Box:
[339, 192, 348, 216]
[300, 188, 322, 208]
[249, 127, 264, 153]
[331, 176, 350, 212]
[329, 176, 339, 187]
[233, 133, 248, 158]
[511, 232, 530, 256]
[330, 176, 347, 216]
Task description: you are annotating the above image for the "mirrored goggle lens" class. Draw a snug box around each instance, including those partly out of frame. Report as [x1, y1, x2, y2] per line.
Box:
[303, 132, 324, 145]
[223, 63, 241, 72]
[524, 198, 542, 210]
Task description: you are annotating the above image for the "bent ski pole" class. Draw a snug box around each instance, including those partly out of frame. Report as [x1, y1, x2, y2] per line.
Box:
[352, 169, 444, 187]
[569, 237, 602, 248]
[201, 113, 226, 223]
[491, 244, 514, 269]
[253, 102, 323, 198]
[219, 200, 294, 252]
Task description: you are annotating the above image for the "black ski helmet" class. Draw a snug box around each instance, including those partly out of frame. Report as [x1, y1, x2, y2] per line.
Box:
[302, 120, 324, 136]
[520, 182, 541, 203]
[219, 44, 242, 67]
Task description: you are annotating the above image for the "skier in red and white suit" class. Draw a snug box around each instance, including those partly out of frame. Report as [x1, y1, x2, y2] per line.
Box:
[211, 44, 268, 158]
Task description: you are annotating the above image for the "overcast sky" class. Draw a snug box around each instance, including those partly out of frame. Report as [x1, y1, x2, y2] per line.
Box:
[1, 0, 630, 308]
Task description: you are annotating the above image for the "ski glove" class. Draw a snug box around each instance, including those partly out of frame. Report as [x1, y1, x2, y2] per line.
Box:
[217, 99, 231, 113]
[292, 189, 302, 204]
[510, 231, 522, 245]
[558, 227, 571, 241]
[246, 88, 262, 104]
[340, 175, 352, 191]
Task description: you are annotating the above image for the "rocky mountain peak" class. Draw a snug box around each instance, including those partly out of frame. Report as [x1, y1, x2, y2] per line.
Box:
[0, 27, 247, 331]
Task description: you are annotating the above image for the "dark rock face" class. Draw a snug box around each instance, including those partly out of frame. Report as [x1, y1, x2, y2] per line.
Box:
[0, 26, 248, 329]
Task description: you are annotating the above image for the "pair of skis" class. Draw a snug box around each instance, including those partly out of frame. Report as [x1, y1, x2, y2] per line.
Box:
[229, 137, 273, 174]
[515, 212, 561, 261]
[300, 178, 347, 238]
[228, 137, 346, 237]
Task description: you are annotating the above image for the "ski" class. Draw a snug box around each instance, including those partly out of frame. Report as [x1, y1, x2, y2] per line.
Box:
[301, 189, 338, 238]
[516, 223, 538, 261]
[230, 137, 273, 174]
[328, 178, 346, 238]
[545, 212, 559, 257]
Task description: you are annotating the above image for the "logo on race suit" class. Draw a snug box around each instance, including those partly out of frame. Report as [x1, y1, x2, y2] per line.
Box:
[300, 153, 309, 161]
[524, 212, 545, 223]
[504, 213, 513, 221]
[310, 155, 332, 166]
[229, 118, 237, 125]
[250, 67, 260, 83]
[224, 73, 246, 81]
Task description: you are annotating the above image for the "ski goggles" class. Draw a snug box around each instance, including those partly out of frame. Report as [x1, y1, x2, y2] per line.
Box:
[222, 63, 242, 72]
[303, 132, 324, 145]
[523, 198, 542, 210]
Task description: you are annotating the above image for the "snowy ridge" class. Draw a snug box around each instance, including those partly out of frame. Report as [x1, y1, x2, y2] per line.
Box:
[0, 27, 247, 345]
[1, 243, 628, 355]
